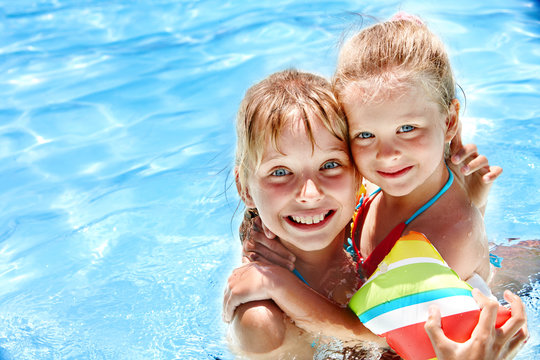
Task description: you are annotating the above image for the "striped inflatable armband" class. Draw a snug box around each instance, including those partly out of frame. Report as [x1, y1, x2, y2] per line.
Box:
[349, 231, 510, 360]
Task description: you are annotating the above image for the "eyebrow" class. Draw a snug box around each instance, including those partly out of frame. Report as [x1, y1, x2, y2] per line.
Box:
[261, 146, 350, 163]
[324, 147, 350, 156]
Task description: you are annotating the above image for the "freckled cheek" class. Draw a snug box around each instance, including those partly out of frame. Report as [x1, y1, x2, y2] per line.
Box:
[255, 182, 296, 206]
[325, 175, 356, 204]
[410, 134, 444, 155]
[252, 193, 287, 227]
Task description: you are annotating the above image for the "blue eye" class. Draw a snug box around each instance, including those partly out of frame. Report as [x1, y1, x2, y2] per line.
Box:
[272, 168, 289, 177]
[322, 161, 339, 170]
[357, 132, 373, 139]
[400, 125, 415, 133]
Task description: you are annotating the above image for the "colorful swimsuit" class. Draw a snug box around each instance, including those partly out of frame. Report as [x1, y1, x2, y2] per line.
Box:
[351, 168, 454, 278]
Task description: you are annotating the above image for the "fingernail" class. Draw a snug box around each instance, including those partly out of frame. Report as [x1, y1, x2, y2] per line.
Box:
[462, 165, 470, 174]
[453, 155, 460, 163]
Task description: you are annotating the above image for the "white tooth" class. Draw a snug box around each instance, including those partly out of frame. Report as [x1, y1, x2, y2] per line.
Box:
[292, 214, 327, 224]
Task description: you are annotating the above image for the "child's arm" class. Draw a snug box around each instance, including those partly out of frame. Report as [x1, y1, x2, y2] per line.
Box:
[223, 261, 385, 345]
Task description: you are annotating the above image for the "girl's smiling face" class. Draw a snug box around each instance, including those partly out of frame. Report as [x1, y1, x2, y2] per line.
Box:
[345, 85, 458, 198]
[242, 115, 357, 253]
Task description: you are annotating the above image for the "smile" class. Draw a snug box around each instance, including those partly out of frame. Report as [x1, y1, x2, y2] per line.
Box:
[378, 166, 413, 178]
[288, 210, 334, 225]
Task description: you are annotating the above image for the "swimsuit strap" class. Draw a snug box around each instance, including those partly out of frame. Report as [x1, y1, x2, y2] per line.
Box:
[368, 188, 382, 198]
[405, 164, 454, 225]
[292, 268, 309, 286]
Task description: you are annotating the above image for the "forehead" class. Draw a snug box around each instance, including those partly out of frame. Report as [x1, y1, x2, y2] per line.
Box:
[344, 79, 442, 111]
[264, 115, 347, 157]
[342, 75, 413, 106]
[341, 74, 448, 115]
[344, 85, 444, 124]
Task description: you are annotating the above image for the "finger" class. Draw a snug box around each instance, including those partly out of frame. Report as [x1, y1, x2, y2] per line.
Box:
[261, 221, 277, 239]
[251, 216, 264, 233]
[425, 305, 453, 350]
[247, 252, 282, 267]
[460, 154, 489, 176]
[246, 233, 295, 270]
[223, 269, 247, 323]
[499, 291, 527, 342]
[242, 227, 279, 255]
[249, 249, 295, 270]
[223, 279, 233, 322]
[252, 230, 295, 263]
[471, 288, 498, 335]
[450, 141, 476, 164]
[253, 215, 277, 239]
[223, 293, 236, 323]
[481, 166, 503, 183]
[252, 216, 280, 245]
[504, 331, 528, 359]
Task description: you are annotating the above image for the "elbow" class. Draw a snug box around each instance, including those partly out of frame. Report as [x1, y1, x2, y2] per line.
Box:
[231, 300, 287, 354]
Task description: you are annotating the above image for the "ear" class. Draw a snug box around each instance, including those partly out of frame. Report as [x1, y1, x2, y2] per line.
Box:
[234, 167, 256, 208]
[444, 99, 460, 142]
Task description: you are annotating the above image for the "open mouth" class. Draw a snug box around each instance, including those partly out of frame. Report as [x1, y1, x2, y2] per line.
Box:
[287, 210, 334, 226]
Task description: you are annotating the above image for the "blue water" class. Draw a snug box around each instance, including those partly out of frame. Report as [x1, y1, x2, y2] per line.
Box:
[0, 1, 538, 359]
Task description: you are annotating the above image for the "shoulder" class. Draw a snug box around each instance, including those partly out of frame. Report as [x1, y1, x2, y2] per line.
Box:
[410, 183, 489, 279]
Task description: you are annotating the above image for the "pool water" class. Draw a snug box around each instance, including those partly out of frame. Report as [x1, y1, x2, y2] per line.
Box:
[0, 0, 538, 359]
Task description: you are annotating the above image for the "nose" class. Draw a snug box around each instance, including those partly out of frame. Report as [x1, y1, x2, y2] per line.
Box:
[376, 139, 400, 160]
[297, 178, 323, 203]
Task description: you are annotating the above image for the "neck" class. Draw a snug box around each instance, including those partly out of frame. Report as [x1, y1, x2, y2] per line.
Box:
[287, 229, 349, 290]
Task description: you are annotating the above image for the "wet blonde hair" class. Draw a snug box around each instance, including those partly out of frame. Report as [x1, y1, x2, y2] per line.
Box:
[333, 15, 456, 115]
[235, 69, 349, 197]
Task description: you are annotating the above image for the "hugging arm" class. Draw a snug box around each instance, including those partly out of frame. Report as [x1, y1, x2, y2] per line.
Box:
[223, 260, 384, 345]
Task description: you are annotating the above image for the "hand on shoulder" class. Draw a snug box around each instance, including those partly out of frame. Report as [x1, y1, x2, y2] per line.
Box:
[449, 134, 502, 214]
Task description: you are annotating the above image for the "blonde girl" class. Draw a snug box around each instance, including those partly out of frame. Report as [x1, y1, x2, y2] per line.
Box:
[229, 69, 382, 358]
[334, 13, 494, 284]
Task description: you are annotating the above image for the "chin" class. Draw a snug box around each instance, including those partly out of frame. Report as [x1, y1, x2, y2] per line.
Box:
[287, 233, 337, 252]
[383, 185, 417, 197]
